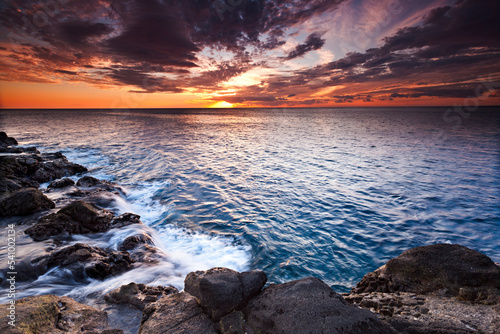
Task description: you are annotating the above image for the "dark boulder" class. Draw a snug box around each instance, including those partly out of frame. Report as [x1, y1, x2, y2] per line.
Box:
[242, 277, 394, 334]
[24, 201, 113, 241]
[0, 294, 123, 334]
[0, 188, 55, 217]
[184, 267, 267, 321]
[48, 177, 75, 189]
[104, 282, 178, 310]
[31, 154, 87, 183]
[111, 213, 142, 228]
[119, 234, 154, 251]
[140, 292, 218, 334]
[77, 176, 121, 192]
[0, 132, 17, 147]
[33, 243, 133, 280]
[0, 156, 40, 192]
[352, 244, 500, 303]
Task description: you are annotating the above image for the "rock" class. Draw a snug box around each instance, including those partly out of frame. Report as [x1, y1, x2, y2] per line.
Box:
[25, 201, 114, 241]
[0, 132, 17, 147]
[0, 188, 55, 216]
[119, 234, 154, 251]
[0, 156, 40, 192]
[77, 175, 121, 191]
[31, 154, 87, 183]
[33, 243, 133, 280]
[345, 292, 500, 334]
[352, 244, 500, 302]
[184, 267, 267, 321]
[0, 294, 123, 334]
[48, 177, 76, 188]
[139, 292, 217, 334]
[111, 213, 142, 228]
[104, 282, 178, 310]
[242, 277, 394, 334]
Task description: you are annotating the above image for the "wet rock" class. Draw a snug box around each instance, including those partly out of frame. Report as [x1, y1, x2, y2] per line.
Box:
[111, 213, 142, 228]
[184, 267, 267, 321]
[31, 154, 87, 183]
[119, 234, 154, 251]
[352, 244, 500, 303]
[77, 175, 121, 191]
[118, 233, 159, 263]
[0, 132, 17, 148]
[0, 294, 123, 334]
[0, 188, 55, 217]
[25, 201, 114, 241]
[48, 177, 76, 188]
[0, 156, 40, 192]
[104, 282, 178, 310]
[139, 292, 217, 334]
[345, 292, 500, 334]
[242, 277, 394, 334]
[33, 243, 133, 280]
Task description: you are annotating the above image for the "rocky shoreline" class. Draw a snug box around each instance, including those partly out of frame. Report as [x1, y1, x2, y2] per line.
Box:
[1, 132, 499, 333]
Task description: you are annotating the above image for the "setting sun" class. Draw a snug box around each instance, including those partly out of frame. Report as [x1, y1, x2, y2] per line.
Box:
[209, 101, 234, 108]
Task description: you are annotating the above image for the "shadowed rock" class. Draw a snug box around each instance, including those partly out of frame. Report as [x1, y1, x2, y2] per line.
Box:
[184, 267, 267, 321]
[140, 292, 217, 334]
[0, 188, 55, 216]
[351, 244, 500, 303]
[31, 153, 87, 183]
[0, 295, 123, 334]
[48, 177, 75, 188]
[104, 282, 178, 310]
[242, 277, 394, 334]
[0, 132, 17, 148]
[77, 175, 122, 192]
[25, 202, 142, 241]
[33, 243, 133, 280]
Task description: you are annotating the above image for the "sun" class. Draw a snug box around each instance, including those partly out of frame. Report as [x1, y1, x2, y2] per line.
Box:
[209, 101, 234, 108]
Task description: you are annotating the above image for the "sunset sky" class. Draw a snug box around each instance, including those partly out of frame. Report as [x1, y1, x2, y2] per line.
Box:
[1, 0, 499, 108]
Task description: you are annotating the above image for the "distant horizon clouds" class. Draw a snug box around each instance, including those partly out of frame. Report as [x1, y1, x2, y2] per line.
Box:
[0, 0, 499, 108]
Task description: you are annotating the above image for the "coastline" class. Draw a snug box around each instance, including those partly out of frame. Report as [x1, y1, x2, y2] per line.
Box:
[1, 132, 499, 333]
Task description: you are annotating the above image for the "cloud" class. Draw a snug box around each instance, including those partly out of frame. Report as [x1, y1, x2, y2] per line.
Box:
[286, 32, 325, 59]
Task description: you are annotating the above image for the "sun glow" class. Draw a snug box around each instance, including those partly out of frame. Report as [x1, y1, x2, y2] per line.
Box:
[209, 101, 234, 108]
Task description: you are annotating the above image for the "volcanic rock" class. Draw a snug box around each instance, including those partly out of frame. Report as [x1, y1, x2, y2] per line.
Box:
[0, 188, 55, 216]
[48, 177, 76, 188]
[104, 282, 178, 310]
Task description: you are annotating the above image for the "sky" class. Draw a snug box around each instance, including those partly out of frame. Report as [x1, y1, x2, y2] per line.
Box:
[0, 0, 499, 108]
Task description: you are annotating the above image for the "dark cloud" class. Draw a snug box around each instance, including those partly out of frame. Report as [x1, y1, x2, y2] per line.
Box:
[110, 68, 183, 93]
[287, 32, 325, 59]
[59, 20, 112, 46]
[54, 69, 77, 75]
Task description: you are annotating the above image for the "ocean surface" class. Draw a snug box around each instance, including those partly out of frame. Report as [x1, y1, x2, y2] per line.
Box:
[1, 107, 499, 303]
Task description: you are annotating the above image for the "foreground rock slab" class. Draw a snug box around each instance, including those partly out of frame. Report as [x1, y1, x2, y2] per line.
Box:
[242, 277, 395, 334]
[352, 244, 500, 303]
[105, 282, 178, 310]
[140, 292, 217, 334]
[0, 295, 123, 334]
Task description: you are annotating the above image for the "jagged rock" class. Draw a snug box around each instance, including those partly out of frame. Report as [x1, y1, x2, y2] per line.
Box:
[0, 188, 55, 216]
[184, 267, 267, 321]
[48, 177, 76, 188]
[0, 156, 40, 192]
[119, 234, 154, 251]
[25, 201, 114, 241]
[111, 213, 142, 228]
[31, 153, 87, 183]
[242, 277, 395, 334]
[104, 282, 178, 310]
[118, 233, 159, 263]
[351, 244, 500, 303]
[77, 175, 121, 191]
[345, 292, 500, 334]
[0, 132, 17, 148]
[140, 292, 217, 334]
[33, 243, 133, 280]
[0, 295, 123, 334]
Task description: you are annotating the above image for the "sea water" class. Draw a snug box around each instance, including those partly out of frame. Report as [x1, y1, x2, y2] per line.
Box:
[0, 107, 499, 302]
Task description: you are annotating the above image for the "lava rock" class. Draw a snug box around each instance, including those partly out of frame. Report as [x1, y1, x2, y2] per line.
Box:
[351, 244, 500, 302]
[0, 132, 17, 148]
[0, 188, 55, 217]
[185, 267, 267, 321]
[111, 213, 142, 228]
[48, 177, 76, 188]
[119, 234, 154, 251]
[33, 243, 133, 280]
[0, 295, 123, 334]
[0, 156, 40, 192]
[242, 277, 394, 334]
[77, 175, 121, 192]
[25, 201, 114, 241]
[104, 282, 178, 310]
[139, 292, 217, 334]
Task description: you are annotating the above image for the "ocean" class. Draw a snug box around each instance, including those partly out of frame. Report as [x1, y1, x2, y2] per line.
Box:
[1, 107, 499, 303]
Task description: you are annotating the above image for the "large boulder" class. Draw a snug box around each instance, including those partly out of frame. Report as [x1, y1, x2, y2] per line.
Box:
[184, 267, 267, 321]
[0, 156, 40, 192]
[351, 244, 500, 303]
[31, 155, 87, 183]
[0, 295, 123, 334]
[139, 292, 217, 334]
[104, 282, 178, 310]
[242, 277, 394, 334]
[33, 243, 133, 280]
[0, 188, 55, 216]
